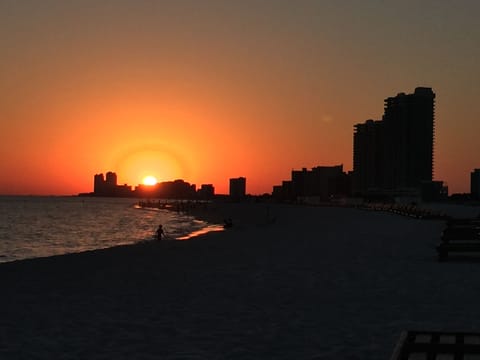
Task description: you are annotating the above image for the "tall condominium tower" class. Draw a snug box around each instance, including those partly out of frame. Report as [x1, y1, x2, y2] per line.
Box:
[353, 119, 384, 195]
[353, 87, 435, 195]
[383, 87, 435, 190]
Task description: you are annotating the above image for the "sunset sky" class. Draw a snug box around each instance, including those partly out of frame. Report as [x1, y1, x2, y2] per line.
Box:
[1, 0, 479, 195]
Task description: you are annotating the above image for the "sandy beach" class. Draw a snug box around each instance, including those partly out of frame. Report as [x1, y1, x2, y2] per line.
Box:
[1, 202, 480, 359]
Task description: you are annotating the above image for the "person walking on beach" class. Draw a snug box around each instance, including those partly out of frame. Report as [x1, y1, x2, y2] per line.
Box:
[224, 218, 233, 228]
[156, 224, 164, 241]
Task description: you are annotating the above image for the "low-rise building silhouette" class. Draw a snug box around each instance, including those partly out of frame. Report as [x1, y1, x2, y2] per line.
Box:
[91, 172, 211, 199]
[134, 179, 196, 199]
[421, 180, 448, 202]
[197, 184, 215, 199]
[273, 165, 350, 202]
[272, 180, 293, 202]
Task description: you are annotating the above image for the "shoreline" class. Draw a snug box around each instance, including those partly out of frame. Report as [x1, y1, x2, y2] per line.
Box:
[138, 199, 277, 226]
[2, 199, 477, 267]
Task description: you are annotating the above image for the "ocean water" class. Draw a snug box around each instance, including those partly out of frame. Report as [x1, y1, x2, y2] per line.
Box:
[0, 196, 222, 263]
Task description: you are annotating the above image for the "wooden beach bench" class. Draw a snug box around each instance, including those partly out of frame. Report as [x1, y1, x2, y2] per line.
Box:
[446, 219, 480, 227]
[436, 220, 480, 261]
[390, 330, 480, 360]
[442, 228, 480, 242]
[437, 242, 480, 261]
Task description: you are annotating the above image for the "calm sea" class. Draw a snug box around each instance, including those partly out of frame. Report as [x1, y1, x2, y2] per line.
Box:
[0, 196, 222, 263]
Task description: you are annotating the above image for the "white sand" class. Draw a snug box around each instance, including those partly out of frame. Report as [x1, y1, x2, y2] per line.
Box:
[1, 203, 479, 359]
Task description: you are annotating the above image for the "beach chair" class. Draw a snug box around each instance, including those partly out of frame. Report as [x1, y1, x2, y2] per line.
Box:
[437, 219, 480, 261]
[390, 330, 480, 360]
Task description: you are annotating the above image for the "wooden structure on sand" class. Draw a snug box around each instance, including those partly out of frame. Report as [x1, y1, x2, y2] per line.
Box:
[436, 219, 480, 261]
[391, 330, 480, 359]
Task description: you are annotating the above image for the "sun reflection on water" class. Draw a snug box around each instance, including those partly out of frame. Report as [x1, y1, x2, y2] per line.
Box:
[176, 224, 225, 240]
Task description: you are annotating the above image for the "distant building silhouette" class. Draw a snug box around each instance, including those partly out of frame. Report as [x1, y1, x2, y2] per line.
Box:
[229, 177, 246, 200]
[105, 171, 117, 187]
[272, 180, 293, 202]
[89, 172, 217, 199]
[421, 181, 448, 202]
[471, 169, 480, 200]
[353, 87, 438, 198]
[93, 172, 132, 197]
[94, 173, 106, 194]
[197, 184, 215, 199]
[135, 179, 196, 199]
[273, 165, 350, 202]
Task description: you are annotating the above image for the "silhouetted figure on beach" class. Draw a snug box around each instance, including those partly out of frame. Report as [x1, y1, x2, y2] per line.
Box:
[156, 225, 164, 241]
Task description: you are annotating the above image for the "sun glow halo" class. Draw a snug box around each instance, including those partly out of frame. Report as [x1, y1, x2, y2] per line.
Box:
[142, 175, 158, 186]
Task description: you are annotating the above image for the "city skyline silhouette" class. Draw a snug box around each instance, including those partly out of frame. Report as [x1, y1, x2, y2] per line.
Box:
[1, 1, 479, 195]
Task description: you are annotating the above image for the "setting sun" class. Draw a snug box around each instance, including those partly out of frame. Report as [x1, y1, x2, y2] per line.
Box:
[142, 175, 158, 186]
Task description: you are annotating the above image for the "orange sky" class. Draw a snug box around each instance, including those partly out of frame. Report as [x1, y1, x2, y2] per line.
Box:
[1, 1, 479, 195]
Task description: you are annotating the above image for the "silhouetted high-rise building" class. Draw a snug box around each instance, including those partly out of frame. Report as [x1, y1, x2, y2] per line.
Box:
[383, 87, 435, 190]
[353, 87, 435, 196]
[471, 169, 480, 200]
[353, 119, 384, 195]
